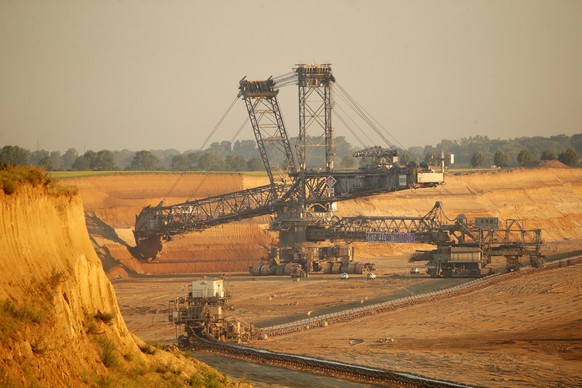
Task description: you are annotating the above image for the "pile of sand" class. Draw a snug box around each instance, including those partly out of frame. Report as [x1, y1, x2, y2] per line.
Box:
[522, 160, 569, 168]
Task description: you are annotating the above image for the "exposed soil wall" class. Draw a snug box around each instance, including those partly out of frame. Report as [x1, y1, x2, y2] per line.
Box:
[0, 182, 242, 386]
[62, 168, 582, 276]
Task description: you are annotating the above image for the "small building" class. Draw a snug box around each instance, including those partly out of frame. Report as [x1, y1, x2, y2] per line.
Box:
[190, 278, 225, 299]
[475, 217, 499, 230]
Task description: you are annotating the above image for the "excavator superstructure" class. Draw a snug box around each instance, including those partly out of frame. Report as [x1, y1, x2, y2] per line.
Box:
[133, 64, 446, 275]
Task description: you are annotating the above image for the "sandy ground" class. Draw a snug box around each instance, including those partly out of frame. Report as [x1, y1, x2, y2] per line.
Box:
[247, 263, 582, 387]
[67, 168, 582, 386]
[113, 252, 582, 387]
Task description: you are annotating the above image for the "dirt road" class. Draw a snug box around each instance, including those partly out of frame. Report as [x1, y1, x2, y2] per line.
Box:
[113, 257, 582, 387]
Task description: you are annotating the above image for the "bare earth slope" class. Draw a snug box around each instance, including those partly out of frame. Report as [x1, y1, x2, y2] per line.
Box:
[249, 264, 582, 387]
[72, 168, 582, 386]
[63, 168, 582, 276]
[66, 173, 273, 275]
[0, 182, 243, 387]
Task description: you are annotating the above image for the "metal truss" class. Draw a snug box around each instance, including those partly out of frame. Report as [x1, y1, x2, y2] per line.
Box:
[296, 64, 335, 171]
[305, 201, 450, 242]
[134, 183, 291, 240]
[450, 219, 543, 250]
[238, 78, 296, 191]
[301, 202, 542, 259]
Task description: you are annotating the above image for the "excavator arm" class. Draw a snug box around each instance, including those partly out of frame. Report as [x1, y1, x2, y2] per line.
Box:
[133, 183, 292, 260]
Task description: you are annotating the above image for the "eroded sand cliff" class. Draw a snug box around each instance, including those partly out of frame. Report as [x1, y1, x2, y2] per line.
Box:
[0, 176, 242, 386]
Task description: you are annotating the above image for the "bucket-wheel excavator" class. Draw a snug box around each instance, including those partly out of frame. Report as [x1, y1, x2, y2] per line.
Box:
[132, 64, 446, 275]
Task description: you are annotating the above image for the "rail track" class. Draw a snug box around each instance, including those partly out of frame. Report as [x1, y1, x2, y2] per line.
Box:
[188, 255, 581, 386]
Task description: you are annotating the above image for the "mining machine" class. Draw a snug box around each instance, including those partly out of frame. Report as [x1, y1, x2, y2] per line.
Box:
[307, 200, 544, 277]
[169, 277, 254, 343]
[133, 64, 445, 275]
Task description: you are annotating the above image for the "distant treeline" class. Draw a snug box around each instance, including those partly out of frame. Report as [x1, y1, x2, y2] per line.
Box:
[1, 134, 580, 171]
[417, 134, 581, 168]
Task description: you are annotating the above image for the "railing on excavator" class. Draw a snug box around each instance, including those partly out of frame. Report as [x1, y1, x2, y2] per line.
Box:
[304, 202, 543, 253]
[306, 201, 450, 242]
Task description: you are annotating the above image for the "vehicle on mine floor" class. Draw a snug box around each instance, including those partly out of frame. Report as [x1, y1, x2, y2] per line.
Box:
[169, 277, 254, 344]
[409, 267, 420, 274]
[367, 272, 377, 280]
[414, 217, 544, 278]
[340, 272, 349, 280]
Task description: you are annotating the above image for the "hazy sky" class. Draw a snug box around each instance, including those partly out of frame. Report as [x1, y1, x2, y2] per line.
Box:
[1, 0, 581, 153]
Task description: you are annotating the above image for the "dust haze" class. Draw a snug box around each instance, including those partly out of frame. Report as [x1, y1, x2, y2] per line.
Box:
[1, 1, 581, 152]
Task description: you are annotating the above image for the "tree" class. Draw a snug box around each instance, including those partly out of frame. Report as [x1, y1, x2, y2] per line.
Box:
[558, 148, 578, 167]
[335, 136, 355, 159]
[471, 151, 485, 168]
[83, 150, 98, 168]
[208, 141, 231, 158]
[170, 154, 191, 170]
[71, 156, 90, 170]
[540, 149, 556, 160]
[152, 149, 180, 169]
[112, 149, 135, 170]
[30, 150, 50, 166]
[38, 155, 52, 170]
[423, 152, 439, 165]
[339, 155, 356, 168]
[407, 146, 424, 163]
[50, 151, 64, 170]
[197, 152, 224, 171]
[246, 157, 263, 171]
[571, 134, 582, 154]
[517, 149, 531, 166]
[129, 150, 161, 170]
[399, 152, 414, 166]
[493, 151, 509, 167]
[62, 148, 78, 170]
[171, 152, 199, 170]
[93, 150, 117, 170]
[0, 145, 30, 165]
[225, 155, 247, 171]
[232, 140, 257, 159]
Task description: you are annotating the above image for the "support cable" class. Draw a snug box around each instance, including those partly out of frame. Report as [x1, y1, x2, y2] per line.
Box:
[333, 110, 369, 148]
[333, 93, 375, 146]
[272, 72, 298, 90]
[335, 82, 416, 161]
[186, 116, 249, 201]
[163, 96, 240, 200]
[334, 83, 394, 148]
